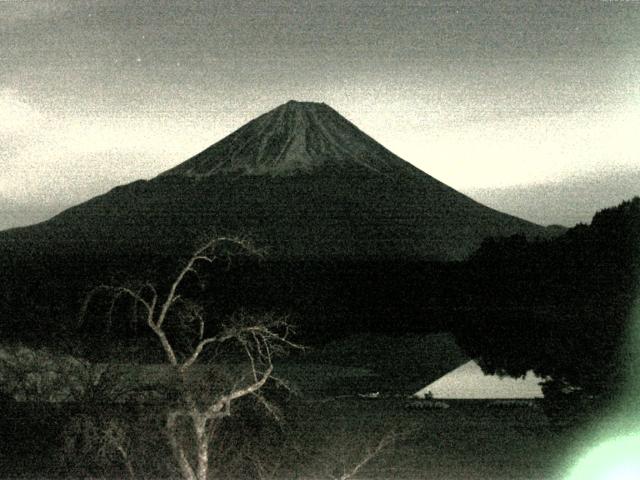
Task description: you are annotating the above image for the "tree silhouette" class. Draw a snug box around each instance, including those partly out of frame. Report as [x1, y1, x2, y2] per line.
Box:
[81, 236, 301, 480]
[454, 197, 640, 424]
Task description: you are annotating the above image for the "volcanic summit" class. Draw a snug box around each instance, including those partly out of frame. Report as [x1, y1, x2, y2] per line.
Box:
[162, 100, 416, 177]
[1, 101, 549, 261]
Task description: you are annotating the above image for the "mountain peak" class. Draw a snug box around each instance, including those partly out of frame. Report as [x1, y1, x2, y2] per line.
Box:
[160, 101, 411, 177]
[282, 99, 328, 109]
[284, 99, 324, 106]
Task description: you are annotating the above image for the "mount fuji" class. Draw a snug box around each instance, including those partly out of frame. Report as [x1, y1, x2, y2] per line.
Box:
[1, 100, 551, 261]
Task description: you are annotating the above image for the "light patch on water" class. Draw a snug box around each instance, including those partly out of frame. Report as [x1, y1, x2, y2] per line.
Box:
[414, 360, 544, 399]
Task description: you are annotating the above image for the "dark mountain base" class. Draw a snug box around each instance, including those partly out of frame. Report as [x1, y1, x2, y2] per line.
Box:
[0, 250, 467, 354]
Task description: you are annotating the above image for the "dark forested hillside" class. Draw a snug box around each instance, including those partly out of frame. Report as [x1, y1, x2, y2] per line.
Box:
[452, 197, 640, 421]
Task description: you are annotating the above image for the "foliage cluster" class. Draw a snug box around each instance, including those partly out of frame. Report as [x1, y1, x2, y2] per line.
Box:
[454, 197, 640, 425]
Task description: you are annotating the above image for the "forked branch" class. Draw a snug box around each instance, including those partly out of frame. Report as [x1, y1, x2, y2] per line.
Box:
[78, 236, 296, 480]
[334, 430, 400, 480]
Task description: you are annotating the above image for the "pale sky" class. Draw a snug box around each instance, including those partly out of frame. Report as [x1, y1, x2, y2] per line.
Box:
[1, 0, 639, 230]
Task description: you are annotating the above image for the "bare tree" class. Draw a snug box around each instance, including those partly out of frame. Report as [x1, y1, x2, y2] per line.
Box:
[330, 429, 399, 480]
[249, 424, 405, 480]
[61, 415, 138, 480]
[80, 237, 301, 480]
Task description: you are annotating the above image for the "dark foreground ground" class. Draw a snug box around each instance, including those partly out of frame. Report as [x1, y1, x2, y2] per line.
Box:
[1, 397, 586, 480]
[292, 398, 581, 480]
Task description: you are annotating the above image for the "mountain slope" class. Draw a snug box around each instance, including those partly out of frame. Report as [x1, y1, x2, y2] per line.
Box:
[160, 100, 412, 176]
[1, 100, 550, 261]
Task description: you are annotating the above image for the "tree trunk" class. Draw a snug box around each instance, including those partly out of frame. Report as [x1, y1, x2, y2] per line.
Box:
[167, 412, 197, 480]
[194, 415, 209, 480]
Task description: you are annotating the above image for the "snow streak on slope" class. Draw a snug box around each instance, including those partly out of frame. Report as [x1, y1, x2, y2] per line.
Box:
[160, 100, 412, 177]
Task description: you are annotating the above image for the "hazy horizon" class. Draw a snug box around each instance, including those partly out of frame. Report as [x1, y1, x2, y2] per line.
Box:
[1, 1, 639, 230]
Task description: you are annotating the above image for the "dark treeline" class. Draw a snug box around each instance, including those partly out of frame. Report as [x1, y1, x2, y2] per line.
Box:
[1, 198, 638, 412]
[0, 246, 465, 354]
[452, 197, 640, 421]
